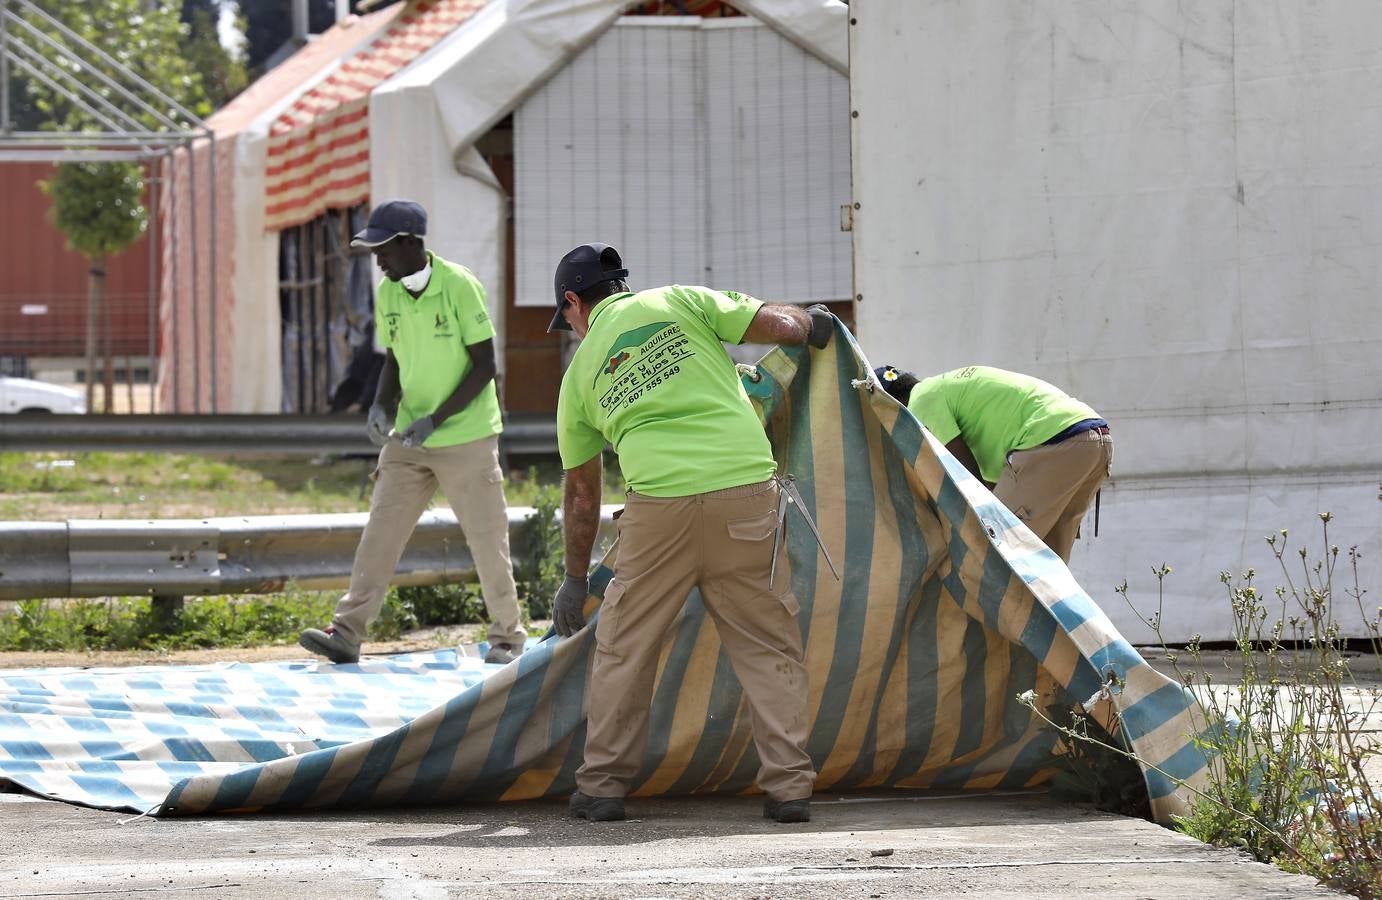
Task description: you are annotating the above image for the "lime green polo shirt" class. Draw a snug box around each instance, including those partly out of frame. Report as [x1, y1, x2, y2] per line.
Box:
[556, 285, 777, 497]
[375, 252, 502, 448]
[907, 366, 1098, 483]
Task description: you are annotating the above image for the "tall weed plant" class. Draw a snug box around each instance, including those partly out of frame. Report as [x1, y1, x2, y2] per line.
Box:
[1021, 514, 1381, 897]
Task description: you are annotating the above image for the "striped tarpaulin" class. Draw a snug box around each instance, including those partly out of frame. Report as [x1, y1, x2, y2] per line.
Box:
[0, 322, 1210, 820]
[262, 0, 484, 231]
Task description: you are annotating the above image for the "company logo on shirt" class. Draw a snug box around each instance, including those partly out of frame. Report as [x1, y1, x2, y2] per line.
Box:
[595, 321, 695, 412]
[383, 311, 401, 345]
[604, 351, 630, 375]
[433, 312, 453, 339]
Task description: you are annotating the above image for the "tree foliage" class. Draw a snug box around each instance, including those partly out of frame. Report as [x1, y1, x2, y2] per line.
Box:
[17, 0, 222, 259]
[180, 0, 248, 110]
[40, 162, 145, 258]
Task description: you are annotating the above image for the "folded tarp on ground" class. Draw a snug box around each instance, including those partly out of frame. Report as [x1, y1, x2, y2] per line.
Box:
[0, 321, 1210, 820]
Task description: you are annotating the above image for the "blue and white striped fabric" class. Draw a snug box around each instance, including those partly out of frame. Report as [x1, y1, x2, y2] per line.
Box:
[0, 651, 490, 813]
[0, 321, 1211, 820]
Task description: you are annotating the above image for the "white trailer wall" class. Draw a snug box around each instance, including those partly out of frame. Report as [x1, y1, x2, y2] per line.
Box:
[850, 1, 1382, 641]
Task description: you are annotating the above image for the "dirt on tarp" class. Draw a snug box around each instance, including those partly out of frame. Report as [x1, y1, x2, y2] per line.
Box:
[0, 622, 538, 670]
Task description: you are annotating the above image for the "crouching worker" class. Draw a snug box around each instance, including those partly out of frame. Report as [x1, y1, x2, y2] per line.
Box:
[299, 199, 526, 666]
[877, 364, 1112, 563]
[548, 242, 831, 824]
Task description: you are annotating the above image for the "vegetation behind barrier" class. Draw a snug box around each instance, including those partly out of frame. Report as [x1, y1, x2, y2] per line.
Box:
[1022, 514, 1381, 898]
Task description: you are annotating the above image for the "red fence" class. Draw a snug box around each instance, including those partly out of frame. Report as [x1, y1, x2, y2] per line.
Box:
[0, 162, 154, 360]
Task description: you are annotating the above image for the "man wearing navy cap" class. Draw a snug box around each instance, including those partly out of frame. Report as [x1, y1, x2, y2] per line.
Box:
[547, 242, 835, 824]
[299, 200, 525, 666]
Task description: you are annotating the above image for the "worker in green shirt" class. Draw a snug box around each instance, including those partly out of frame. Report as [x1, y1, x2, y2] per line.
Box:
[548, 242, 833, 825]
[299, 200, 525, 666]
[876, 364, 1113, 563]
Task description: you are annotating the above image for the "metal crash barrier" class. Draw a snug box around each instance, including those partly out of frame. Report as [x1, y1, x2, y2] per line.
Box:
[0, 506, 618, 602]
[0, 413, 558, 456]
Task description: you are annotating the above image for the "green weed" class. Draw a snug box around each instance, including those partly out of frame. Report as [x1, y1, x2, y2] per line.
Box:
[1020, 515, 1381, 898]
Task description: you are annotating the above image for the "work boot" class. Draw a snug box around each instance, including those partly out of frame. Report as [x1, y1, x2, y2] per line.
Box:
[484, 642, 524, 665]
[569, 791, 625, 822]
[298, 626, 360, 664]
[763, 797, 811, 823]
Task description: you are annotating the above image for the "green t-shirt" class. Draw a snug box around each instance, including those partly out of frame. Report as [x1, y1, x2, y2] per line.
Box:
[556, 285, 777, 497]
[375, 252, 503, 448]
[906, 365, 1098, 483]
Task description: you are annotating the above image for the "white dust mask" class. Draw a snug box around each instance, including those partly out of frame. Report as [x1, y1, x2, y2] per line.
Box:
[400, 261, 432, 293]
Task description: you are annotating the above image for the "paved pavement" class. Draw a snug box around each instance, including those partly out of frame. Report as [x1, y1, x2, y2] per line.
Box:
[2, 788, 1340, 898]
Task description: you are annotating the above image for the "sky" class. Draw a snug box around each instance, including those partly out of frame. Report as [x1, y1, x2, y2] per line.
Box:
[216, 1, 246, 56]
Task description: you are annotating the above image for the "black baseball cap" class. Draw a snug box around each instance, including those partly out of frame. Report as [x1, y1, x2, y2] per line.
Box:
[351, 199, 427, 248]
[548, 242, 629, 332]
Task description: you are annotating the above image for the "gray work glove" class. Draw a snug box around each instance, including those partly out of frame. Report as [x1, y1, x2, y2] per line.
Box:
[805, 304, 834, 349]
[399, 415, 436, 449]
[366, 403, 394, 447]
[552, 574, 590, 638]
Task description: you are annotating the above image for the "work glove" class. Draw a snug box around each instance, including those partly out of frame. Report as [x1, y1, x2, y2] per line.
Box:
[552, 574, 590, 638]
[805, 304, 834, 349]
[399, 415, 436, 449]
[366, 403, 394, 447]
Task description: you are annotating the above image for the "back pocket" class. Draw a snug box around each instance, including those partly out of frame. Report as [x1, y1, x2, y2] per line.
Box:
[726, 509, 779, 542]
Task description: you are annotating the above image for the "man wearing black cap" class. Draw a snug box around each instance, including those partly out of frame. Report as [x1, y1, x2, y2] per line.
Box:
[874, 364, 1112, 563]
[547, 242, 834, 824]
[299, 200, 526, 666]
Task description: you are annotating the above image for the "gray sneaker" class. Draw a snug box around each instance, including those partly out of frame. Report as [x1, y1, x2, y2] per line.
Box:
[298, 626, 360, 664]
[484, 642, 523, 665]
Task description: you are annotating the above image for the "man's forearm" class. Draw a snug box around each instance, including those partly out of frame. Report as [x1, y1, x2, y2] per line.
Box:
[373, 353, 402, 412]
[432, 339, 496, 426]
[562, 455, 604, 577]
[432, 364, 495, 426]
[741, 304, 811, 345]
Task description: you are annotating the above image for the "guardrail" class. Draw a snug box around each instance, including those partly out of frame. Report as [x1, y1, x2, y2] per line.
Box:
[0, 506, 619, 603]
[0, 413, 558, 456]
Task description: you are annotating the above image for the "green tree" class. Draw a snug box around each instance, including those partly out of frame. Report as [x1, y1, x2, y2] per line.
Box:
[181, 0, 247, 109]
[19, 0, 214, 410]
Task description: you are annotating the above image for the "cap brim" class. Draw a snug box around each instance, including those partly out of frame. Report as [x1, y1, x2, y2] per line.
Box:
[350, 228, 403, 248]
[547, 304, 572, 333]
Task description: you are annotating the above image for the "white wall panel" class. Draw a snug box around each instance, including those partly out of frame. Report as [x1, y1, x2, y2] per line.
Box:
[515, 16, 850, 306]
[850, 0, 1382, 639]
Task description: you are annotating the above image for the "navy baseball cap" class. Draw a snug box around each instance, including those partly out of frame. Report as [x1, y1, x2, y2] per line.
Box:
[351, 199, 427, 248]
[548, 242, 629, 332]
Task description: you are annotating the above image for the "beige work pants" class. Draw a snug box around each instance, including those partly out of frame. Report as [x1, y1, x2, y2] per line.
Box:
[994, 428, 1114, 562]
[577, 479, 816, 803]
[331, 434, 524, 648]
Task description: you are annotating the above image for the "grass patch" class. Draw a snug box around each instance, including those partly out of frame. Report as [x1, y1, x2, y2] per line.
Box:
[0, 587, 435, 652]
[0, 451, 371, 519]
[0, 450, 626, 520]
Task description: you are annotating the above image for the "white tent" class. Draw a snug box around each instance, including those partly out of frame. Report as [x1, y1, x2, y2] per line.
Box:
[369, 0, 849, 366]
[849, 2, 1382, 641]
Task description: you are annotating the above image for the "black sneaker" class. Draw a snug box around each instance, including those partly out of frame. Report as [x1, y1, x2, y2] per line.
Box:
[569, 791, 625, 822]
[763, 797, 811, 823]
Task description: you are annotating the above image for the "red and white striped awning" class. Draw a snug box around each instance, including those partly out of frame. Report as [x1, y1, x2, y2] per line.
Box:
[263, 0, 484, 231]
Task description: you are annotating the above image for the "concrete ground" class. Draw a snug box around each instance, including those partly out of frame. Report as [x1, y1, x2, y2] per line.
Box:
[1, 788, 1340, 898]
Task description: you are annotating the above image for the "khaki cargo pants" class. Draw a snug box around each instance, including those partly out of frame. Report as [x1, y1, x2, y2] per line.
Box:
[330, 434, 524, 648]
[994, 428, 1114, 563]
[577, 479, 817, 803]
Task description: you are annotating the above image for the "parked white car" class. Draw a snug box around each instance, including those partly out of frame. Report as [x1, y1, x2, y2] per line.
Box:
[0, 374, 87, 413]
